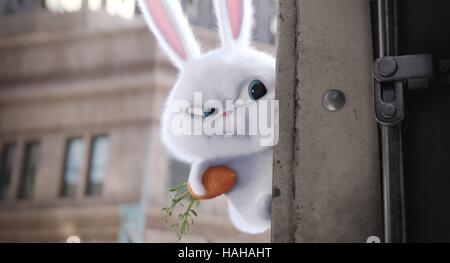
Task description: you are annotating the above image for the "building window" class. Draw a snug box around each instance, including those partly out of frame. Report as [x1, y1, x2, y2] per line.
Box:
[17, 142, 40, 200]
[168, 158, 190, 189]
[0, 0, 38, 16]
[61, 138, 85, 198]
[86, 136, 109, 196]
[0, 144, 15, 201]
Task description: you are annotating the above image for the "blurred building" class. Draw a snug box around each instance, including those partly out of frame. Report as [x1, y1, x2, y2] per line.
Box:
[0, 0, 275, 242]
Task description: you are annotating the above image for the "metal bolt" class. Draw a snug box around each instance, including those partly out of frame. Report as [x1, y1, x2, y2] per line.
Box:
[323, 89, 346, 112]
[381, 104, 397, 119]
[378, 57, 398, 77]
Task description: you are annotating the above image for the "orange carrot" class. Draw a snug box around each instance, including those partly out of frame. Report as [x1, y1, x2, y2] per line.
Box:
[188, 166, 237, 200]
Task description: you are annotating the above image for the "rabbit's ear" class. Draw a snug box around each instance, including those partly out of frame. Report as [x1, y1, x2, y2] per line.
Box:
[138, 0, 201, 69]
[213, 0, 254, 48]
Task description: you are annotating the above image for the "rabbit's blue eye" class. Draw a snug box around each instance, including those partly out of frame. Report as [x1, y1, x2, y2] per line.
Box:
[203, 108, 216, 117]
[248, 80, 267, 101]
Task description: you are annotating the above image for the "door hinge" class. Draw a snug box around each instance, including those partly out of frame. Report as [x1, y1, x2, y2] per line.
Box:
[373, 54, 434, 126]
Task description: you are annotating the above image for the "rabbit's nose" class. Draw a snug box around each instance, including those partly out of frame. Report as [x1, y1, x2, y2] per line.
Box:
[223, 110, 233, 117]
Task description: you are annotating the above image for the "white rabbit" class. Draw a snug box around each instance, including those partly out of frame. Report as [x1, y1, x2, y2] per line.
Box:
[138, 0, 276, 234]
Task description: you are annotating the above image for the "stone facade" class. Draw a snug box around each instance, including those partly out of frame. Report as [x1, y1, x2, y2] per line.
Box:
[0, 4, 273, 243]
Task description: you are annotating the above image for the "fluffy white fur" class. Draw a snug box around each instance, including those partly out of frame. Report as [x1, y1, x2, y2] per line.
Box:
[139, 0, 275, 234]
[213, 0, 255, 48]
[138, 0, 201, 68]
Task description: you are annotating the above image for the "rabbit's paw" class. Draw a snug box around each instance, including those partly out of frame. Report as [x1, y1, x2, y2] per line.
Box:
[188, 162, 207, 197]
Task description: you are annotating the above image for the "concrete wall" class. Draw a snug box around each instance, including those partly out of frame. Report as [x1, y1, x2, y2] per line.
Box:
[272, 0, 383, 242]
